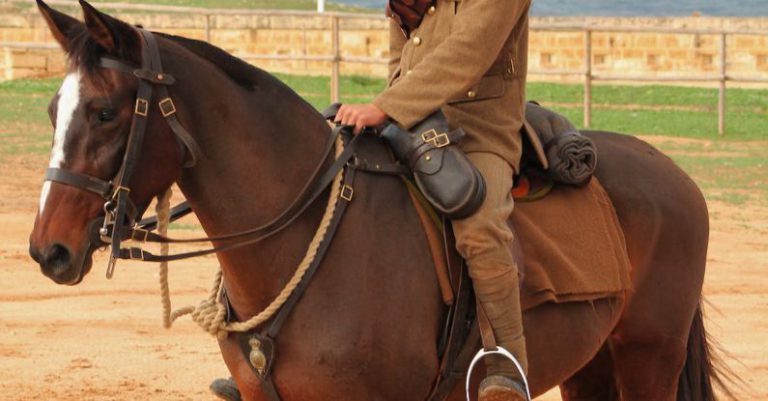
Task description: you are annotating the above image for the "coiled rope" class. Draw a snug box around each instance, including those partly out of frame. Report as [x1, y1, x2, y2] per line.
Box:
[156, 135, 345, 339]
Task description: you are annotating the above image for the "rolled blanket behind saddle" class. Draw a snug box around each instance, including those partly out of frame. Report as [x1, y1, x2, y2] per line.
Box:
[524, 102, 597, 187]
[544, 132, 597, 187]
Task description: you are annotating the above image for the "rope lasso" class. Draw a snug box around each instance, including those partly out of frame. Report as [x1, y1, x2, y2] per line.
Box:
[156, 135, 345, 339]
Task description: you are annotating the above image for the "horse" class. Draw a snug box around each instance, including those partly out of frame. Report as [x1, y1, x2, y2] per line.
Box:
[28, 2, 729, 400]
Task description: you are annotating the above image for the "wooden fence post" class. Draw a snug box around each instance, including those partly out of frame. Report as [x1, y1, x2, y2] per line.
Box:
[584, 29, 593, 129]
[204, 14, 212, 42]
[718, 32, 727, 136]
[330, 15, 341, 104]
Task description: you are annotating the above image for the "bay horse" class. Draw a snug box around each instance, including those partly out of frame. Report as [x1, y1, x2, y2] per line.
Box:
[28, 2, 730, 400]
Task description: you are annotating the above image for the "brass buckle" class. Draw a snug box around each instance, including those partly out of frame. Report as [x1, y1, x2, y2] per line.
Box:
[421, 129, 450, 148]
[129, 247, 145, 260]
[135, 98, 149, 116]
[111, 185, 131, 201]
[131, 228, 149, 242]
[159, 97, 177, 117]
[340, 184, 354, 202]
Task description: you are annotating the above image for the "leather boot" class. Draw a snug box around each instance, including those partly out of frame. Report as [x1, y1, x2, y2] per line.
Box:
[210, 377, 241, 401]
[471, 263, 528, 401]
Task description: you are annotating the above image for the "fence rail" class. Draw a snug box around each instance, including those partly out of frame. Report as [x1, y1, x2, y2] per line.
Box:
[5, 1, 768, 135]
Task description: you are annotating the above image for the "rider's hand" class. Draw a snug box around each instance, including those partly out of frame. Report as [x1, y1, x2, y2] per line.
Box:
[334, 103, 389, 135]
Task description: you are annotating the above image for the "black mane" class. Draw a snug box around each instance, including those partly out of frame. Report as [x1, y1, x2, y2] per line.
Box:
[157, 32, 269, 91]
[66, 26, 284, 92]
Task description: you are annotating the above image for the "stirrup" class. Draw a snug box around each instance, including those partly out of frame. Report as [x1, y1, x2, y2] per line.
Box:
[465, 346, 532, 401]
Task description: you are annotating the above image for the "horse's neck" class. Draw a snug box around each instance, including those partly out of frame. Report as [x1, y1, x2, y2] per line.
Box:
[170, 57, 331, 315]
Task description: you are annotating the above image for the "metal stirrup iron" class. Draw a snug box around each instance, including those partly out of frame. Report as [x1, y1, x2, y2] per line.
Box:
[465, 346, 532, 401]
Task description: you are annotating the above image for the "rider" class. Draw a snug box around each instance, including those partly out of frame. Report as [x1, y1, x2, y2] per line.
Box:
[334, 0, 533, 399]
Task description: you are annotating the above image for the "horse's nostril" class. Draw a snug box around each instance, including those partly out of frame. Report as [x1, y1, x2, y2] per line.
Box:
[29, 243, 42, 264]
[42, 243, 71, 269]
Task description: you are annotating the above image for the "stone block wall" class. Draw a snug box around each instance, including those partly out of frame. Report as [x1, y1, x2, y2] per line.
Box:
[1, 9, 766, 83]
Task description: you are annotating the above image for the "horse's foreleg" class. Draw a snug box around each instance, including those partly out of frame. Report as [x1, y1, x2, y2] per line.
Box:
[559, 344, 619, 401]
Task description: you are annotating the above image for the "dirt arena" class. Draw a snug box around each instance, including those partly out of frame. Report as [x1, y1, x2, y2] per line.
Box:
[0, 137, 766, 400]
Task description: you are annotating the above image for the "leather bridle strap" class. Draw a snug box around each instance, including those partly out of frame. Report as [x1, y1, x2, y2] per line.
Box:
[44, 168, 112, 198]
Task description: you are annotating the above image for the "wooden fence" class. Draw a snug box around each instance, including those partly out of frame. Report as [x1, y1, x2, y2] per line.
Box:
[5, 0, 768, 135]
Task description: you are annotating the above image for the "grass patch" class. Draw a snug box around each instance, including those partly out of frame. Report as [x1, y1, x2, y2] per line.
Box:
[2, 75, 765, 206]
[527, 82, 768, 140]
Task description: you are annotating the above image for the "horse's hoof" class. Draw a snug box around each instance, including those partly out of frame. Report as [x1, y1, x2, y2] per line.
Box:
[478, 375, 527, 401]
[210, 377, 242, 401]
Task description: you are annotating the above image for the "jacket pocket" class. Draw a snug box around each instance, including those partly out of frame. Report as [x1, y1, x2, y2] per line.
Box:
[447, 74, 507, 104]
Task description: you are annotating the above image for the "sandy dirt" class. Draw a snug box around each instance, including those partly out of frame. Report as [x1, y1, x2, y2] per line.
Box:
[0, 140, 766, 401]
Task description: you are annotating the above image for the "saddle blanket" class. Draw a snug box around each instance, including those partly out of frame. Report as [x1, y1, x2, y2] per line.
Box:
[514, 178, 632, 310]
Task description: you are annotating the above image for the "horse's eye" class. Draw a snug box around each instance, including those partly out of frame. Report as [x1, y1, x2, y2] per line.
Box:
[98, 109, 117, 123]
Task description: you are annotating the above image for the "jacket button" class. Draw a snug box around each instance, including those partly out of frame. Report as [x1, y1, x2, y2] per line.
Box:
[467, 90, 477, 98]
[406, 70, 413, 75]
[413, 36, 422, 46]
[428, 6, 436, 15]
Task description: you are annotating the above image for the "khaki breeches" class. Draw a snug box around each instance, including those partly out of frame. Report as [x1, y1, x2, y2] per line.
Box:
[452, 152, 528, 377]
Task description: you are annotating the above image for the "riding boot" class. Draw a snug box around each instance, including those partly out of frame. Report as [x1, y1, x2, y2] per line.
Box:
[471, 261, 528, 381]
[210, 377, 242, 401]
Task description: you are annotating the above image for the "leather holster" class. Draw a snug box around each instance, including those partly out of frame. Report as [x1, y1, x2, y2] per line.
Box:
[381, 111, 486, 219]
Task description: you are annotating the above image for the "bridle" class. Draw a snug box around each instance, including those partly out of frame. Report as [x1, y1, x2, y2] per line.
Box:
[44, 28, 201, 278]
[44, 28, 365, 278]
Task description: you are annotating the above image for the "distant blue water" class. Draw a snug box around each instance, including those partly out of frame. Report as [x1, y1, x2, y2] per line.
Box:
[334, 0, 768, 16]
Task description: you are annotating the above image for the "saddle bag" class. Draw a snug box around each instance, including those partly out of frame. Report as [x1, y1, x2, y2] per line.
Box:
[381, 111, 486, 219]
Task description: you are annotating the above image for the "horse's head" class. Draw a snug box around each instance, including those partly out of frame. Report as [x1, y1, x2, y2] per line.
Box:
[29, 1, 187, 284]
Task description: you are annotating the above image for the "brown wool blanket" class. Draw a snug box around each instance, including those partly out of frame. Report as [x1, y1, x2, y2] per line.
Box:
[513, 178, 632, 310]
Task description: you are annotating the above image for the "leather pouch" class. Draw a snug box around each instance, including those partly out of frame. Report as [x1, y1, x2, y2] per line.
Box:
[381, 111, 486, 219]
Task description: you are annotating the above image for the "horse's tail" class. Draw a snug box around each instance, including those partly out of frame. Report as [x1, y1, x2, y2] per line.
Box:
[676, 303, 738, 401]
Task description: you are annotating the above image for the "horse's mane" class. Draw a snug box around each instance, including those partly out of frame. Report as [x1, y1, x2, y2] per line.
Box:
[65, 25, 290, 93]
[156, 32, 271, 91]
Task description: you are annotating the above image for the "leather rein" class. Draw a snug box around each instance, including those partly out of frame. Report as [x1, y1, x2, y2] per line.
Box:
[44, 29, 362, 278]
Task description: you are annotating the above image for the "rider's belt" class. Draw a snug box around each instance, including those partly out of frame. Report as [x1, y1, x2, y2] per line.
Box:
[381, 111, 486, 219]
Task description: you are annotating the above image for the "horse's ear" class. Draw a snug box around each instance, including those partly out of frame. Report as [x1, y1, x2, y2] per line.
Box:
[79, 0, 141, 58]
[36, 0, 82, 52]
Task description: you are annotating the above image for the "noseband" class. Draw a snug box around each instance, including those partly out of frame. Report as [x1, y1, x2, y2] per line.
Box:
[44, 28, 202, 278]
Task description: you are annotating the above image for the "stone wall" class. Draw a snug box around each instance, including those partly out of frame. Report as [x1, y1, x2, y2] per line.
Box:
[1, 9, 767, 83]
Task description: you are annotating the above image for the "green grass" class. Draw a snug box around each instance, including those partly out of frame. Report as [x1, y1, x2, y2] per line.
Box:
[272, 75, 768, 140]
[527, 83, 768, 140]
[2, 74, 765, 206]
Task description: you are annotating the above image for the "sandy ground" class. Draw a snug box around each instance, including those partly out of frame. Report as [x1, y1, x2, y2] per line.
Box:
[0, 141, 766, 401]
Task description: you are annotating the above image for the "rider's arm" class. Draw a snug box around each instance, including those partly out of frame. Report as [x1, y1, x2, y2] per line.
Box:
[387, 17, 407, 80]
[373, 0, 529, 129]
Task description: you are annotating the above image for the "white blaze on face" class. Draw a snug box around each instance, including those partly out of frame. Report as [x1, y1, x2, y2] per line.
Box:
[39, 71, 82, 217]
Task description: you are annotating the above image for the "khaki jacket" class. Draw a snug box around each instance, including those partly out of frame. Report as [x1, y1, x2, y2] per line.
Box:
[374, 0, 535, 172]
